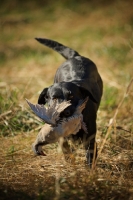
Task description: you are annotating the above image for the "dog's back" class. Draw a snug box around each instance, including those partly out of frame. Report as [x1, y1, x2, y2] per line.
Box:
[36, 38, 103, 107]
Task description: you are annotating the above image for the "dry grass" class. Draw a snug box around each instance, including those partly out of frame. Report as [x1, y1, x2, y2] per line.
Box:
[0, 0, 133, 199]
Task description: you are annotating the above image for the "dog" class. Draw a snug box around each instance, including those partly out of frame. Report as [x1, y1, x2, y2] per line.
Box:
[35, 38, 103, 166]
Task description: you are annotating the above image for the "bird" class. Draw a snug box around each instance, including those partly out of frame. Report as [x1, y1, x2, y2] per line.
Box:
[26, 97, 88, 156]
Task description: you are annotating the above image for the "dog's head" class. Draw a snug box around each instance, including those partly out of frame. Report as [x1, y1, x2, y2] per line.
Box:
[38, 82, 87, 118]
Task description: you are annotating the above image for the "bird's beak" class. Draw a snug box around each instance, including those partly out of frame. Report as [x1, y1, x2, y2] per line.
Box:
[32, 143, 47, 156]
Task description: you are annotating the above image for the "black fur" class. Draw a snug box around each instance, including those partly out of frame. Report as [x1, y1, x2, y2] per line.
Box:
[36, 38, 103, 166]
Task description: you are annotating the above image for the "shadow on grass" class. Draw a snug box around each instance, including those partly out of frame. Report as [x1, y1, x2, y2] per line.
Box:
[0, 184, 33, 200]
[0, 179, 130, 200]
[0, 182, 54, 200]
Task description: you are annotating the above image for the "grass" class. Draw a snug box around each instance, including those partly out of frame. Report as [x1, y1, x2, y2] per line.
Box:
[0, 0, 133, 199]
[0, 86, 42, 136]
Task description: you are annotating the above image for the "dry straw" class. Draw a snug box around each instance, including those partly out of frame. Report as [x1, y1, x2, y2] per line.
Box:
[95, 78, 133, 167]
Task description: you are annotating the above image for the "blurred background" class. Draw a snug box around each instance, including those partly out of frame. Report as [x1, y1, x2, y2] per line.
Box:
[1, 0, 133, 86]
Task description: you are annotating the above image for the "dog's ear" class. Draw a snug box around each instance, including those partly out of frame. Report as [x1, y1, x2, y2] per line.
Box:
[79, 87, 97, 103]
[38, 88, 48, 105]
[79, 84, 102, 105]
[72, 79, 103, 106]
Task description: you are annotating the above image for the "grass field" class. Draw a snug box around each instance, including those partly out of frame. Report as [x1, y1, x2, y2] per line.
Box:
[0, 0, 133, 199]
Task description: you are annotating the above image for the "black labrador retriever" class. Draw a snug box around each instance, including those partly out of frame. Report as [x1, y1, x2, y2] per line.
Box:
[36, 38, 103, 166]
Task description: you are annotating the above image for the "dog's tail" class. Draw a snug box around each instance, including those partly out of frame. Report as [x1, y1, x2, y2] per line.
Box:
[35, 38, 79, 60]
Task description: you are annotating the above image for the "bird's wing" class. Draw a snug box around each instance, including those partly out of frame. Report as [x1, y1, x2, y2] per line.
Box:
[26, 99, 55, 125]
[75, 97, 89, 114]
[51, 101, 71, 123]
[26, 99, 71, 125]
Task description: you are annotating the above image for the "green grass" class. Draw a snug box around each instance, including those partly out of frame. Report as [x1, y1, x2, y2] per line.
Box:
[102, 86, 118, 108]
[0, 87, 41, 136]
